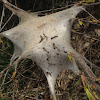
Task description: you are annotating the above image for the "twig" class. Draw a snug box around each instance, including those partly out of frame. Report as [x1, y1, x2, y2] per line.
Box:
[1, 0, 25, 12]
[71, 49, 96, 80]
[84, 2, 100, 7]
[14, 0, 17, 6]
[72, 30, 100, 41]
[0, 4, 5, 30]
[0, 13, 14, 32]
[71, 50, 100, 93]
[0, 56, 22, 89]
[1, 0, 100, 15]
[79, 18, 100, 26]
[0, 69, 9, 89]
[81, 7, 99, 21]
[0, 62, 15, 79]
[34, 2, 100, 13]
[82, 56, 100, 70]
[32, 2, 100, 14]
[34, 4, 74, 14]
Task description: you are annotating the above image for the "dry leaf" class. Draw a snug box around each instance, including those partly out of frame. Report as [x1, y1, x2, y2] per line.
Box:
[68, 53, 73, 62]
[11, 71, 16, 80]
[78, 20, 84, 26]
[83, 42, 90, 48]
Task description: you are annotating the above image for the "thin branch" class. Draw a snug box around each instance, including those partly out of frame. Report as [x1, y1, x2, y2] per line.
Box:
[84, 2, 100, 7]
[33, 2, 100, 14]
[0, 56, 22, 89]
[1, 0, 29, 19]
[0, 4, 5, 30]
[0, 13, 14, 32]
[0, 62, 15, 79]
[72, 50, 100, 93]
[81, 7, 99, 21]
[72, 30, 100, 41]
[82, 56, 100, 70]
[1, 0, 24, 12]
[0, 69, 9, 89]
[34, 4, 74, 14]
[71, 49, 96, 80]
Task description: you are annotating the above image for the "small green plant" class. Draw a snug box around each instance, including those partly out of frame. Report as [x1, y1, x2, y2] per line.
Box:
[81, 75, 100, 100]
